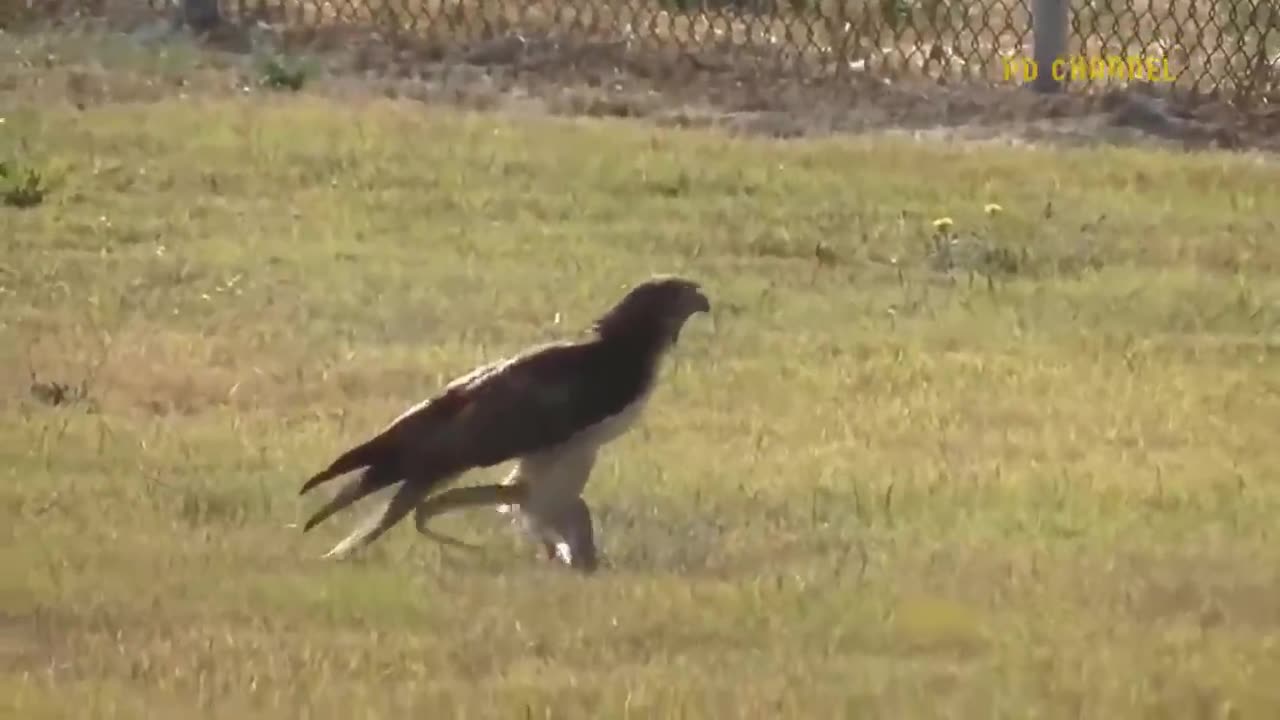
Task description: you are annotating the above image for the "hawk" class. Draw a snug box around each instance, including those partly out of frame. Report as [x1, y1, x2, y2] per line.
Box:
[298, 275, 710, 571]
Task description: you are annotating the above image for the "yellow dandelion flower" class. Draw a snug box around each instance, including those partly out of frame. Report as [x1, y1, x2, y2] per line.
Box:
[984, 203, 1003, 216]
[932, 217, 954, 232]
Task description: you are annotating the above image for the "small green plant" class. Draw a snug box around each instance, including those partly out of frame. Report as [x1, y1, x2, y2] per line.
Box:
[880, 0, 914, 29]
[924, 212, 1025, 289]
[0, 160, 49, 209]
[658, 0, 698, 14]
[257, 54, 308, 92]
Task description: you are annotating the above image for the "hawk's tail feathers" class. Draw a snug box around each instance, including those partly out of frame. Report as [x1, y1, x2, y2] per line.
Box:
[299, 437, 385, 496]
[321, 480, 433, 559]
[302, 464, 397, 532]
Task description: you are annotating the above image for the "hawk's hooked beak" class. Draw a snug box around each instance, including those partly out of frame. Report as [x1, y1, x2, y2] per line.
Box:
[689, 289, 711, 315]
[670, 288, 711, 344]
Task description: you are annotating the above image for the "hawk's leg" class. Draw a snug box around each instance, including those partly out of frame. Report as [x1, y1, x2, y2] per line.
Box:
[415, 483, 599, 573]
[529, 497, 598, 573]
[412, 483, 527, 550]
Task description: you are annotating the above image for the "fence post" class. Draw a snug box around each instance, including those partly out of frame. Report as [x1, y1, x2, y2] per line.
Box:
[181, 0, 222, 32]
[1030, 0, 1068, 92]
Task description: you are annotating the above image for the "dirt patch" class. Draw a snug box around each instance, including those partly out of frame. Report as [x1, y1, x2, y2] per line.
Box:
[225, 11, 1280, 154]
[6, 10, 1280, 154]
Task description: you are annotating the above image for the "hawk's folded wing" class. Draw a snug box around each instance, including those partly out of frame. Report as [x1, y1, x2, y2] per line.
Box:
[399, 339, 651, 470]
[300, 338, 650, 509]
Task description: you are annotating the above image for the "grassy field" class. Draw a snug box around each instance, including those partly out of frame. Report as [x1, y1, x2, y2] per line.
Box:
[3, 30, 1280, 718]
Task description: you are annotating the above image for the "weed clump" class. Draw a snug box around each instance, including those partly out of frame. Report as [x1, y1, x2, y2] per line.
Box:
[0, 160, 49, 208]
[257, 54, 309, 91]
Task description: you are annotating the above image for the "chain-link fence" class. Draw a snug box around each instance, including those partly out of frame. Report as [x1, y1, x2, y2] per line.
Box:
[7, 0, 1279, 103]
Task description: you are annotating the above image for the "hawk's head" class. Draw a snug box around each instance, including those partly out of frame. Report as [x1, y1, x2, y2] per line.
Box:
[594, 275, 710, 345]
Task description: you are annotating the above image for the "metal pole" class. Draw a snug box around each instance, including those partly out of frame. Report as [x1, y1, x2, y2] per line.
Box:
[181, 0, 222, 32]
[1031, 0, 1068, 92]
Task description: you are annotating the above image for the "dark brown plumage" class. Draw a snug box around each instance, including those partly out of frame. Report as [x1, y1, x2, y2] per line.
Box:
[299, 275, 710, 567]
